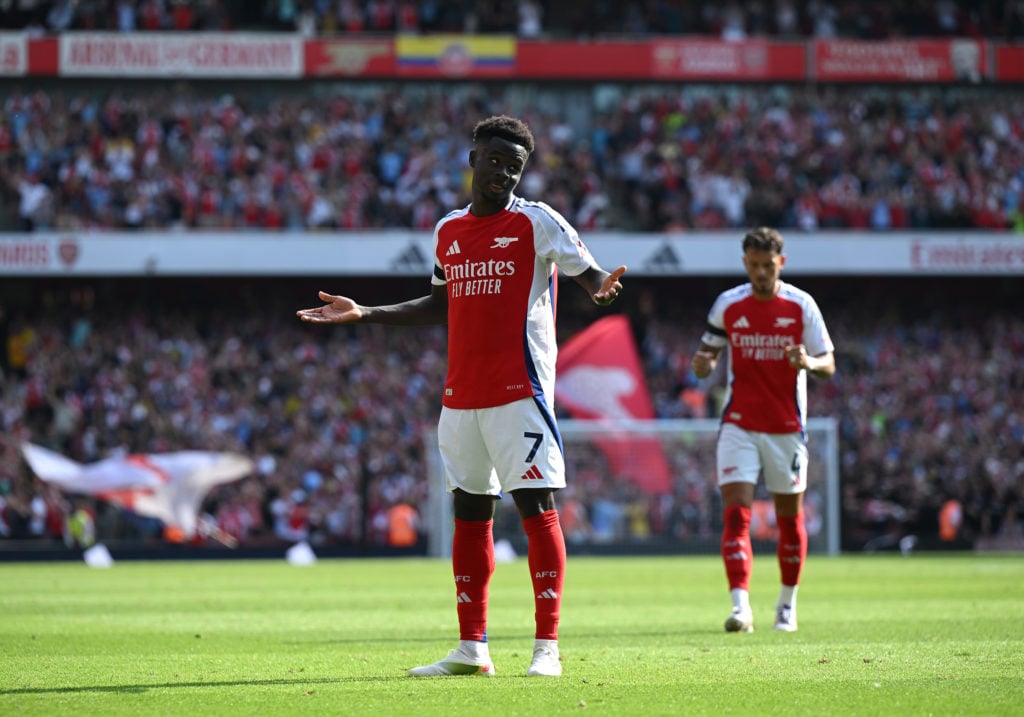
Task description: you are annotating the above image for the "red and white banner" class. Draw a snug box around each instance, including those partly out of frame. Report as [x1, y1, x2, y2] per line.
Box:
[651, 39, 805, 80]
[22, 443, 253, 537]
[0, 32, 27, 76]
[305, 38, 394, 76]
[58, 33, 303, 77]
[814, 39, 987, 82]
[11, 33, 1023, 82]
[556, 315, 672, 494]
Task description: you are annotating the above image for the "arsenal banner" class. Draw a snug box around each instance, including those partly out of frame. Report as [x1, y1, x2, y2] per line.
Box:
[21, 443, 253, 538]
[58, 33, 303, 78]
[13, 33, 1023, 82]
[813, 39, 987, 82]
[556, 315, 672, 494]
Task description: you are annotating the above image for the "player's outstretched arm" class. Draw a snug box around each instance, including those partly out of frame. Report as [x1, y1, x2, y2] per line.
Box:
[296, 285, 448, 326]
[574, 265, 627, 306]
[296, 291, 363, 324]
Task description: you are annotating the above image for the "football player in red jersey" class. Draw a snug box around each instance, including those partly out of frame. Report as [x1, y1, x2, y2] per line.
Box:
[691, 227, 835, 633]
[298, 115, 626, 676]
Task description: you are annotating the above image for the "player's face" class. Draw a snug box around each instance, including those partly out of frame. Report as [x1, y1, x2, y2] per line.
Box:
[470, 136, 529, 209]
[742, 248, 785, 299]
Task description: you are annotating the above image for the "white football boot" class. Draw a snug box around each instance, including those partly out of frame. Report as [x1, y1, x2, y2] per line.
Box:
[408, 642, 494, 677]
[724, 606, 755, 633]
[526, 640, 562, 677]
[773, 603, 798, 632]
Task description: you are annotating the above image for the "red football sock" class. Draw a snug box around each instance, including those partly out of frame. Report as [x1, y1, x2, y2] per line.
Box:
[722, 504, 753, 591]
[523, 509, 566, 641]
[776, 511, 807, 587]
[452, 518, 495, 642]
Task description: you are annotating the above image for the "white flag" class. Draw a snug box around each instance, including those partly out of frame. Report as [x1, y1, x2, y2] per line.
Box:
[22, 443, 253, 538]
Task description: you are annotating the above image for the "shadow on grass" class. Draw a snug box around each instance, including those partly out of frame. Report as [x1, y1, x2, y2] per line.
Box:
[288, 626, 722, 647]
[1, 676, 403, 696]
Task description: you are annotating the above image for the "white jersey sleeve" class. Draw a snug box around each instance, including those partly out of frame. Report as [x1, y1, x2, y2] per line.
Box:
[520, 200, 599, 277]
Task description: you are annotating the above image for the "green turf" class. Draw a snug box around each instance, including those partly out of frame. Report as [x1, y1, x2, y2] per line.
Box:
[1, 554, 1021, 716]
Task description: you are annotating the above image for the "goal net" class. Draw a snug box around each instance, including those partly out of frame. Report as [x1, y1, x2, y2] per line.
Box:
[424, 418, 840, 558]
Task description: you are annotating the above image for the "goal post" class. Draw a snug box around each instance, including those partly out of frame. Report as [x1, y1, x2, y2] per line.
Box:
[425, 417, 840, 558]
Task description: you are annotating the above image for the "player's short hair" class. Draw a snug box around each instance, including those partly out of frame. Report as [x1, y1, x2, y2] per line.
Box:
[473, 115, 535, 155]
[742, 227, 784, 254]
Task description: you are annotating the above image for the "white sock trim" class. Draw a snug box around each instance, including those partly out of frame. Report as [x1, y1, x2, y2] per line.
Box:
[730, 588, 750, 611]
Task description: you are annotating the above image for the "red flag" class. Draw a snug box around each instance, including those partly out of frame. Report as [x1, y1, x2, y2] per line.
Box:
[556, 315, 672, 493]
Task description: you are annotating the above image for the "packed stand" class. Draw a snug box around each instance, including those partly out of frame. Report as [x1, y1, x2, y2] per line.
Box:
[1, 82, 1022, 233]
[0, 278, 1020, 552]
[3, 1, 1023, 40]
[0, 288, 447, 549]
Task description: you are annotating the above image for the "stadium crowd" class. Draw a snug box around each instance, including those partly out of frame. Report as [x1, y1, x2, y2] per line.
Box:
[3, 1, 1023, 40]
[0, 278, 1020, 553]
[0, 2, 1020, 555]
[1, 81, 1022, 233]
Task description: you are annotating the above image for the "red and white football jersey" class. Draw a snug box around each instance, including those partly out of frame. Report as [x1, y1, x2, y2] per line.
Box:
[701, 282, 833, 434]
[432, 195, 599, 409]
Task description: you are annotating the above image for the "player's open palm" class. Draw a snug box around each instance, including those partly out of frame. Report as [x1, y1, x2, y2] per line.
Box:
[594, 265, 627, 305]
[296, 291, 364, 324]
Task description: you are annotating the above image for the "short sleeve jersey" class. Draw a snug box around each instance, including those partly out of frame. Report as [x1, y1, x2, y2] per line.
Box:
[700, 281, 833, 434]
[431, 195, 599, 409]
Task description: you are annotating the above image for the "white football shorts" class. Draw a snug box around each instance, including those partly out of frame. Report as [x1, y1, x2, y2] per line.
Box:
[437, 397, 567, 495]
[716, 422, 808, 495]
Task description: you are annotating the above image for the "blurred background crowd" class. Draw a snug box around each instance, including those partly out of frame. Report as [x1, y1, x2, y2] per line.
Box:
[2, 0, 1023, 39]
[1, 275, 1021, 553]
[2, 81, 1023, 233]
[0, 0, 1021, 556]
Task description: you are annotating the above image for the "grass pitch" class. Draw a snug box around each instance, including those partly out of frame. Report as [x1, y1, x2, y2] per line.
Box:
[1, 553, 1021, 716]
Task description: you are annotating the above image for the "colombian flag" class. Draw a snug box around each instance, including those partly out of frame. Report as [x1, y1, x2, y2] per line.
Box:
[396, 35, 515, 77]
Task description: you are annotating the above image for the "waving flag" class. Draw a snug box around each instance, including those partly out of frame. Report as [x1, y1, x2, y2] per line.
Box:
[556, 315, 672, 494]
[21, 443, 253, 538]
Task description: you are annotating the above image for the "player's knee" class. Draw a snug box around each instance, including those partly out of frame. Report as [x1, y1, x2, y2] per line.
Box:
[512, 487, 556, 518]
[453, 489, 497, 521]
